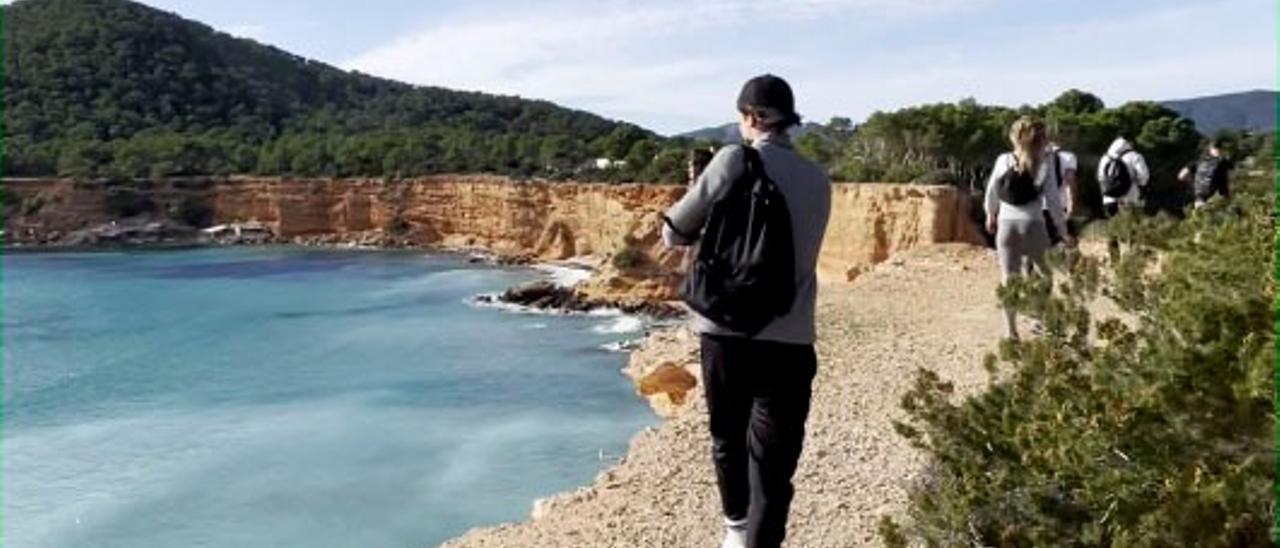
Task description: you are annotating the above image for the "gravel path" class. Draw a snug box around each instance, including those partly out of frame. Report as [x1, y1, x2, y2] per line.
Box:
[443, 243, 1006, 547]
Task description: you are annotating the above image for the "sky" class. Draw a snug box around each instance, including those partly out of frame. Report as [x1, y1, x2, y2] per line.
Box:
[28, 0, 1280, 135]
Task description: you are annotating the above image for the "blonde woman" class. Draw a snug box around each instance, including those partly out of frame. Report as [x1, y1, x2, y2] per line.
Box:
[983, 116, 1072, 339]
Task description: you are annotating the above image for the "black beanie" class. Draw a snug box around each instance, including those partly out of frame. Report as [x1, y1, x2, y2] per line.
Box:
[736, 74, 801, 128]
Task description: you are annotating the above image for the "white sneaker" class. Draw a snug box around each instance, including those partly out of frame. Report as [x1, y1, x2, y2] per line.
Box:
[720, 518, 748, 548]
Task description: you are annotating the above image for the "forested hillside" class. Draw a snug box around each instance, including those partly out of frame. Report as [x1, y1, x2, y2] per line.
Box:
[1, 0, 688, 181]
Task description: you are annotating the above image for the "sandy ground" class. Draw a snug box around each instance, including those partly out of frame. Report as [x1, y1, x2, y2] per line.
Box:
[443, 243, 1009, 548]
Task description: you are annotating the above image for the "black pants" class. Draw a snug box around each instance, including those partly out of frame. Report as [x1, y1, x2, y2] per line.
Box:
[1103, 202, 1121, 219]
[1102, 202, 1124, 256]
[701, 334, 817, 548]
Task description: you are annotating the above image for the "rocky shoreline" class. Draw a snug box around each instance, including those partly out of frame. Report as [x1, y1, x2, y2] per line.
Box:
[3, 217, 424, 251]
[6, 218, 687, 324]
[443, 244, 1003, 548]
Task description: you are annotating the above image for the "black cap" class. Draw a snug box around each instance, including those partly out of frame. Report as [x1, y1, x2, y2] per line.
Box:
[736, 74, 801, 128]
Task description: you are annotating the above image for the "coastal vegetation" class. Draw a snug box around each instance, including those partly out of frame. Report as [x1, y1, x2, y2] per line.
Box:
[882, 167, 1277, 546]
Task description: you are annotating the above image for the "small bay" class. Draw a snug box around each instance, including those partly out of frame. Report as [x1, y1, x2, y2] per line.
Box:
[2, 247, 656, 548]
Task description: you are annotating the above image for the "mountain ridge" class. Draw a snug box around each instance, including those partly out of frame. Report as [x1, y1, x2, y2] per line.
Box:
[675, 121, 822, 143]
[1159, 89, 1277, 133]
[679, 89, 1279, 139]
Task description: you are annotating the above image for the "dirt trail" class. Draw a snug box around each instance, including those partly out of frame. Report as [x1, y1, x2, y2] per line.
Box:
[443, 243, 1007, 547]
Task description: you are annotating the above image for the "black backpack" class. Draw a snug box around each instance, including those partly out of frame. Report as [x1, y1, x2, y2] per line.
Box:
[1193, 156, 1230, 199]
[679, 146, 795, 336]
[1051, 151, 1065, 190]
[1100, 152, 1133, 198]
[997, 154, 1041, 206]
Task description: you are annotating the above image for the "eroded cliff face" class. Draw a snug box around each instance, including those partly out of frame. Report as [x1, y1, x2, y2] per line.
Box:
[3, 176, 983, 288]
[821, 184, 984, 282]
[208, 175, 690, 262]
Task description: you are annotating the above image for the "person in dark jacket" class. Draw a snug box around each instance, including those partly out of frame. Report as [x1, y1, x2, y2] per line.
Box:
[662, 74, 832, 548]
[1179, 137, 1235, 208]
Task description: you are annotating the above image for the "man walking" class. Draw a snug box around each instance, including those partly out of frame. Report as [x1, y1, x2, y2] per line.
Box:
[1179, 137, 1235, 208]
[662, 74, 832, 548]
[1097, 136, 1150, 218]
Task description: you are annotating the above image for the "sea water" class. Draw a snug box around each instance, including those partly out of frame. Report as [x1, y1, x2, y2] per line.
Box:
[2, 247, 657, 548]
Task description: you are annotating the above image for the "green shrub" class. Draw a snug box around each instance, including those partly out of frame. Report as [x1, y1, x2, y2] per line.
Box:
[611, 245, 649, 271]
[884, 177, 1275, 547]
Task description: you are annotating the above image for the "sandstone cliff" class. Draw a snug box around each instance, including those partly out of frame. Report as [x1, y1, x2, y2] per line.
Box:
[3, 176, 983, 288]
[822, 184, 983, 281]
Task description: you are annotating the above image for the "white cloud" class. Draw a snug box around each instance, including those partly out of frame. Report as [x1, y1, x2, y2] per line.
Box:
[341, 0, 992, 133]
[342, 0, 1275, 134]
[768, 0, 1276, 128]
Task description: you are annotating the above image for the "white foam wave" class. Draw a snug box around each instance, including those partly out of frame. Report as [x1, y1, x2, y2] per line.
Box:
[533, 264, 593, 288]
[465, 295, 558, 316]
[592, 316, 644, 334]
[599, 338, 645, 353]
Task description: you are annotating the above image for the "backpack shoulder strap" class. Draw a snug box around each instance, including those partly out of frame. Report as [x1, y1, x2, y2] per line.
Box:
[996, 153, 1016, 183]
[741, 145, 763, 172]
[1052, 151, 1063, 188]
[738, 145, 772, 188]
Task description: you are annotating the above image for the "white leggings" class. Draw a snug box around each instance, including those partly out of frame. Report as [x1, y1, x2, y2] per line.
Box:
[997, 218, 1050, 281]
[996, 218, 1050, 337]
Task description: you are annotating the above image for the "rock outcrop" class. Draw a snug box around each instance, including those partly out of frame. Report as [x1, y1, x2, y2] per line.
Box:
[621, 327, 702, 418]
[3, 176, 984, 287]
[821, 184, 984, 282]
[479, 279, 685, 319]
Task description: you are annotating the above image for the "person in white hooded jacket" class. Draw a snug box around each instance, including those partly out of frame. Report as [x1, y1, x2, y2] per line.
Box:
[1097, 137, 1150, 217]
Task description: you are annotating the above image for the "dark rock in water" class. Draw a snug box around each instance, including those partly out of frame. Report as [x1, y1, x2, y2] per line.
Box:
[497, 280, 685, 319]
[501, 281, 564, 304]
[63, 217, 198, 247]
[495, 254, 535, 266]
[501, 280, 596, 312]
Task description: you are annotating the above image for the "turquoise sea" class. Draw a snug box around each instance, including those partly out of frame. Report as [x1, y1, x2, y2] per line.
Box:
[2, 247, 656, 548]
